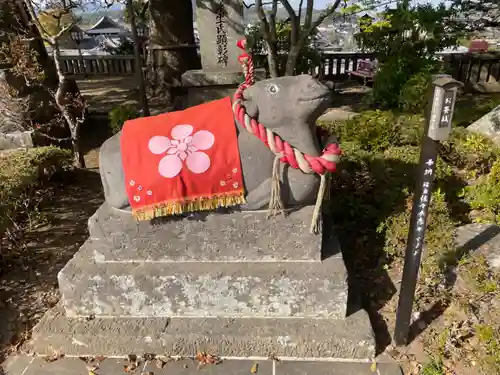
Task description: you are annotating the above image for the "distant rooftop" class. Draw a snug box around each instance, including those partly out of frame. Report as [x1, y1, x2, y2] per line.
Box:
[85, 16, 128, 35]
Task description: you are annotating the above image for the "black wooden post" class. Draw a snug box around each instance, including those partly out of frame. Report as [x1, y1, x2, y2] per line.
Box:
[393, 75, 463, 346]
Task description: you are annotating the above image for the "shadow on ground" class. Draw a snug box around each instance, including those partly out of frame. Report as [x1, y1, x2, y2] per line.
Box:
[0, 169, 104, 362]
[0, 113, 110, 363]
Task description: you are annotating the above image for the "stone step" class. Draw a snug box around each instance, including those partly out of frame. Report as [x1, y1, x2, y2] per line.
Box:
[5, 355, 403, 375]
[58, 238, 348, 319]
[88, 203, 325, 262]
[26, 304, 376, 359]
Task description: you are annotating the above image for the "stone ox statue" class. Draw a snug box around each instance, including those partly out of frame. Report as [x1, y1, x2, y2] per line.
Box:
[99, 42, 341, 233]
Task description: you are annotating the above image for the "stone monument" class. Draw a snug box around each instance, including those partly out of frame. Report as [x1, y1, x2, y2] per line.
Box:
[181, 0, 256, 108]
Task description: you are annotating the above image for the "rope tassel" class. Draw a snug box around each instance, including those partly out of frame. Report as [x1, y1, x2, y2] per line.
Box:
[310, 173, 330, 234]
[267, 155, 284, 218]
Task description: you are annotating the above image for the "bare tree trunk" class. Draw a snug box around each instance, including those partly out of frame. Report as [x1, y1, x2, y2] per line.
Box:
[127, 0, 150, 117]
[148, 0, 200, 107]
[52, 42, 85, 168]
[285, 45, 301, 76]
[0, 1, 58, 130]
[256, 0, 279, 77]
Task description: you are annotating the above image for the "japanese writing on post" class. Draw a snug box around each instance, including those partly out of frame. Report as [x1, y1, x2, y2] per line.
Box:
[412, 157, 436, 256]
[439, 91, 454, 129]
[216, 1, 229, 67]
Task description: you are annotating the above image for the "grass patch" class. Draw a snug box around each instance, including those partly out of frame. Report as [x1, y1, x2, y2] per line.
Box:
[0, 147, 73, 260]
[453, 93, 500, 128]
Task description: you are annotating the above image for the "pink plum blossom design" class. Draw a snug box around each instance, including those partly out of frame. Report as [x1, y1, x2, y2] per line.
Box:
[148, 124, 215, 178]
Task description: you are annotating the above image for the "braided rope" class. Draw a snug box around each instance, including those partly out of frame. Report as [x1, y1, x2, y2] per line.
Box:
[232, 40, 341, 176]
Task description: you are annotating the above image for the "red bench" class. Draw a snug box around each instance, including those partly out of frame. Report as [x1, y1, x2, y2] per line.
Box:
[348, 59, 377, 86]
[468, 40, 489, 53]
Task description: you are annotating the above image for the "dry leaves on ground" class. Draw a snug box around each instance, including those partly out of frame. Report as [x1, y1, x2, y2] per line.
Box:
[195, 351, 221, 369]
[154, 355, 173, 369]
[124, 354, 140, 373]
[268, 354, 280, 361]
[250, 363, 259, 373]
[78, 355, 107, 374]
[44, 349, 64, 362]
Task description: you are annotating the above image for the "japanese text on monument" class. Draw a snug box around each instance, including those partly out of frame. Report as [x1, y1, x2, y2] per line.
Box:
[216, 1, 229, 67]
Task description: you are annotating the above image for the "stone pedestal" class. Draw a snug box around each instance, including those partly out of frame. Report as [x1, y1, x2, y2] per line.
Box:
[28, 203, 377, 359]
[181, 70, 243, 108]
[59, 204, 346, 318]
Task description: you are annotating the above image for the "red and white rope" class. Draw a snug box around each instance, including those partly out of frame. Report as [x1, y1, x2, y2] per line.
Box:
[233, 40, 341, 176]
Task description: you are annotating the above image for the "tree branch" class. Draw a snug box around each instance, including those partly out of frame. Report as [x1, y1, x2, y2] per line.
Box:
[24, 0, 51, 38]
[255, 0, 272, 41]
[309, 0, 342, 32]
[303, 0, 314, 31]
[255, 0, 279, 77]
[280, 0, 298, 45]
[53, 18, 80, 40]
[242, 1, 274, 8]
[269, 0, 278, 42]
[298, 0, 304, 23]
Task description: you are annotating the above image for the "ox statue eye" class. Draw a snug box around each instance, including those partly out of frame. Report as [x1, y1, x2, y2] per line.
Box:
[267, 84, 279, 94]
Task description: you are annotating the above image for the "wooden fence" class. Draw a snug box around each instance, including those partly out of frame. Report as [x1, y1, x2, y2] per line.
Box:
[54, 51, 500, 85]
[58, 55, 136, 76]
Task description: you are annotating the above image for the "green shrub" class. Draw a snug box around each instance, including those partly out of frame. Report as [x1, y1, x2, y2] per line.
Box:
[453, 95, 500, 128]
[0, 147, 73, 237]
[368, 59, 409, 109]
[399, 71, 432, 114]
[420, 358, 445, 375]
[462, 160, 500, 224]
[108, 105, 140, 135]
[398, 113, 426, 145]
[441, 128, 500, 176]
[336, 110, 400, 152]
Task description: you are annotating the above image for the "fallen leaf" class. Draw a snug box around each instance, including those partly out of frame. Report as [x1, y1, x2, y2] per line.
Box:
[95, 355, 107, 362]
[268, 354, 280, 362]
[79, 356, 91, 363]
[124, 363, 138, 373]
[370, 360, 377, 372]
[124, 354, 140, 373]
[143, 353, 155, 361]
[155, 356, 171, 369]
[195, 351, 221, 369]
[88, 371, 97, 375]
[251, 363, 259, 373]
[86, 364, 99, 372]
[44, 349, 64, 362]
[141, 372, 154, 375]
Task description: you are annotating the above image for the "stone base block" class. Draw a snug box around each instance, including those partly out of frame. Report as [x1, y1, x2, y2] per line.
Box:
[5, 355, 403, 375]
[181, 69, 242, 108]
[0, 131, 34, 150]
[27, 304, 375, 359]
[181, 69, 266, 108]
[88, 203, 324, 262]
[58, 237, 348, 318]
[467, 104, 500, 145]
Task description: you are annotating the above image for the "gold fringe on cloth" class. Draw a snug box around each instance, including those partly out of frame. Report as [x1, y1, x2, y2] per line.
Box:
[267, 154, 284, 218]
[310, 173, 331, 234]
[133, 190, 246, 221]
